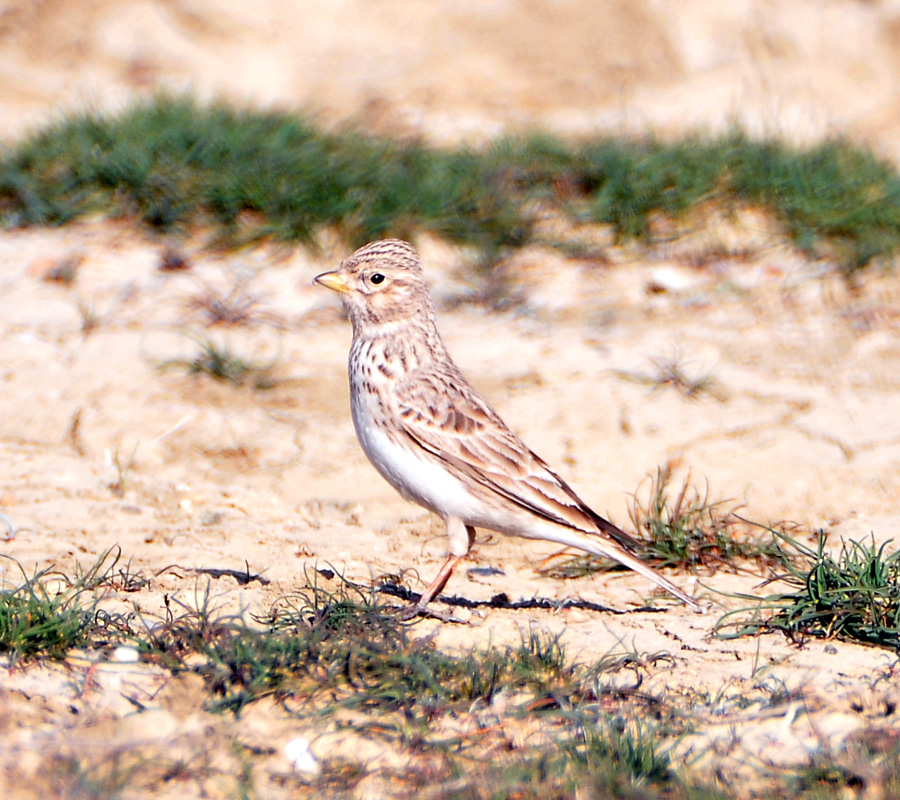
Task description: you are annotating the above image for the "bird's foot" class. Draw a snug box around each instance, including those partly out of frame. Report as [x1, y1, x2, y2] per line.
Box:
[393, 602, 468, 624]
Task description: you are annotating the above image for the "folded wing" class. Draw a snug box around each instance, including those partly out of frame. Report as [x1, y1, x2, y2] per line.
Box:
[393, 372, 640, 550]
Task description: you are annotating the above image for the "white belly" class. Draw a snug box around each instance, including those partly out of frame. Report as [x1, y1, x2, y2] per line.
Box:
[351, 390, 485, 523]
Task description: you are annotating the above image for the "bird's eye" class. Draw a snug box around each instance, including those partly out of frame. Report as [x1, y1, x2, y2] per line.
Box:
[370, 273, 385, 285]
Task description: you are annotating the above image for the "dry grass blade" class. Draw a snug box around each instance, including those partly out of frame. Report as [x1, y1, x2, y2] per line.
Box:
[614, 354, 727, 402]
[186, 277, 282, 329]
[540, 465, 781, 580]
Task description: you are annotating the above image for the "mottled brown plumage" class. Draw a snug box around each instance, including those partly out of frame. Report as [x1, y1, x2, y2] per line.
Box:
[315, 239, 698, 615]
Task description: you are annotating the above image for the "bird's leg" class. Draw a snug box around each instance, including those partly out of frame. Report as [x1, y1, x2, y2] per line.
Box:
[409, 553, 463, 612]
[401, 522, 475, 619]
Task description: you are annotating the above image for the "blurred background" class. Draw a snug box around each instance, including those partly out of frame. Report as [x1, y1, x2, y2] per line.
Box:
[3, 0, 900, 153]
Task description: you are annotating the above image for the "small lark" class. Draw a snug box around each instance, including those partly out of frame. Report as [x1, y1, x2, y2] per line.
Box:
[315, 240, 698, 615]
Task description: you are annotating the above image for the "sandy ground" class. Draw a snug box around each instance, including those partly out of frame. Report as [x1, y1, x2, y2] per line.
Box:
[2, 1, 900, 796]
[1, 220, 899, 795]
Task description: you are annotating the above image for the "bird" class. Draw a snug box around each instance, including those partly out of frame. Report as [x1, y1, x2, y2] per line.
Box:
[314, 239, 699, 616]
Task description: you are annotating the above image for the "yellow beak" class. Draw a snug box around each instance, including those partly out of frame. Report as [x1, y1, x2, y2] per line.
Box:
[314, 271, 350, 294]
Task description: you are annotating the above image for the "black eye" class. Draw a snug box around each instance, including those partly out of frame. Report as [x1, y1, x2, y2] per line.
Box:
[370, 273, 385, 285]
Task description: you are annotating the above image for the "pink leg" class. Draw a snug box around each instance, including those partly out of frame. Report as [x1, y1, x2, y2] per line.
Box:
[413, 553, 463, 611]
[404, 524, 475, 618]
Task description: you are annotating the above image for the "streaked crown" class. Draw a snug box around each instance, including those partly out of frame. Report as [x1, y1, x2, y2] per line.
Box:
[343, 239, 424, 275]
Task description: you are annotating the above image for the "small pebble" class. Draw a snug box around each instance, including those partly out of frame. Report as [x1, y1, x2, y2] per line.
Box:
[158, 248, 190, 272]
[112, 646, 141, 663]
[284, 736, 320, 775]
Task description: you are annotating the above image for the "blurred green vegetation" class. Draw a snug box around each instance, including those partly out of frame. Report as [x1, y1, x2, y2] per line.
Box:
[2, 96, 900, 275]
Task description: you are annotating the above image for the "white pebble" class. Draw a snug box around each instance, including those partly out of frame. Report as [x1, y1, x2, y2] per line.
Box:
[112, 646, 140, 663]
[284, 736, 320, 775]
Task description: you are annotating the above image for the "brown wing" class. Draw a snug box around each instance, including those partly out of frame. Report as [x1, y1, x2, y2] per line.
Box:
[393, 371, 640, 550]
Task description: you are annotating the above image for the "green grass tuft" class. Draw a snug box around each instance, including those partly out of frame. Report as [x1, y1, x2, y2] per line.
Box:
[0, 96, 527, 258]
[0, 548, 131, 659]
[3, 97, 900, 275]
[132, 575, 697, 796]
[716, 527, 900, 651]
[159, 335, 277, 388]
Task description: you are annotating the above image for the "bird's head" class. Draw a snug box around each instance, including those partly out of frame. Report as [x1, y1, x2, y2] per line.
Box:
[314, 239, 435, 335]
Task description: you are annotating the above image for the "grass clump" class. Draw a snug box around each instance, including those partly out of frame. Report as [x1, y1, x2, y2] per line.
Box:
[183, 339, 263, 385]
[0, 566, 95, 659]
[541, 465, 782, 580]
[144, 580, 585, 719]
[136, 578, 698, 796]
[186, 278, 277, 328]
[716, 528, 900, 651]
[0, 548, 132, 659]
[625, 467, 781, 571]
[38, 576, 692, 799]
[160, 335, 277, 387]
[614, 353, 727, 401]
[3, 96, 900, 275]
[493, 129, 900, 274]
[401, 714, 692, 800]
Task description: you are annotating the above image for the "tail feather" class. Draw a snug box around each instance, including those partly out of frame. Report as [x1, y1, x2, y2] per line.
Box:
[540, 525, 700, 610]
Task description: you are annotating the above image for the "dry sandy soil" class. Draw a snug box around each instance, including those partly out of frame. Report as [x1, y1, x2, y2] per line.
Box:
[2, 1, 900, 797]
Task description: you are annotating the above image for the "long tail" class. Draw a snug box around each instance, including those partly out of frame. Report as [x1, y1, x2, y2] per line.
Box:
[542, 525, 700, 610]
